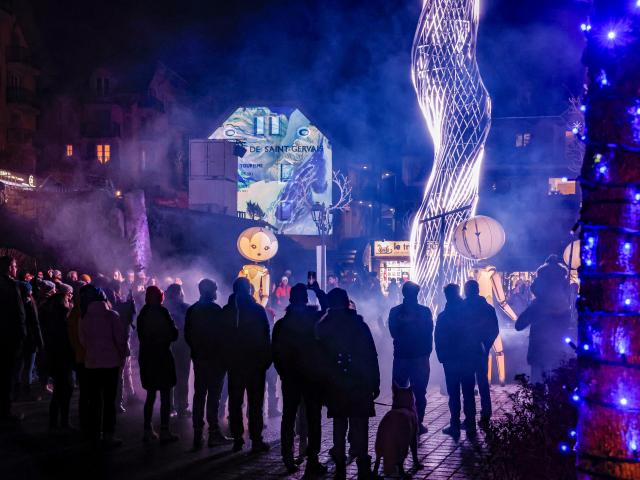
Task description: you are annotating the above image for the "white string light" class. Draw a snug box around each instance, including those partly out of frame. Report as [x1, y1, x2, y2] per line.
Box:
[410, 0, 491, 310]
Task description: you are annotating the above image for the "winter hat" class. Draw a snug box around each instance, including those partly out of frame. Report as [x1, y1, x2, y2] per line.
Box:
[57, 283, 73, 295]
[289, 283, 308, 305]
[18, 281, 32, 298]
[52, 270, 62, 280]
[327, 288, 350, 310]
[40, 280, 57, 296]
[80, 274, 92, 283]
[145, 285, 164, 306]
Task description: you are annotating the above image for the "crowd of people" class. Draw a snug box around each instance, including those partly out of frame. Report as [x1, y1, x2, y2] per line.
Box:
[0, 253, 575, 479]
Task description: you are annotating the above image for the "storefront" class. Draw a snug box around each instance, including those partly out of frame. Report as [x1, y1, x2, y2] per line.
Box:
[372, 240, 412, 296]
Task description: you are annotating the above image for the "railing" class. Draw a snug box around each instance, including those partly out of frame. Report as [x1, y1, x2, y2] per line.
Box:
[7, 128, 34, 144]
[81, 122, 121, 138]
[6, 87, 38, 108]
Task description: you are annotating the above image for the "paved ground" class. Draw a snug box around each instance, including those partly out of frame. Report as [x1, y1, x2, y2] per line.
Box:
[0, 384, 514, 480]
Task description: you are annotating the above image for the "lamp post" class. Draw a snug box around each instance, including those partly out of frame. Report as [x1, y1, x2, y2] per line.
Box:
[311, 201, 330, 291]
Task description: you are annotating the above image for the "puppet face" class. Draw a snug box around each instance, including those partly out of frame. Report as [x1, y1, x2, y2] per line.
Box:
[237, 227, 278, 262]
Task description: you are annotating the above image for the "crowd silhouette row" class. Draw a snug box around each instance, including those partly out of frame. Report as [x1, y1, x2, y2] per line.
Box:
[0, 254, 575, 479]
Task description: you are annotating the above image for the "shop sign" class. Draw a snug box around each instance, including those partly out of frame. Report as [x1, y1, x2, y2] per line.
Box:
[374, 240, 411, 257]
[0, 169, 36, 189]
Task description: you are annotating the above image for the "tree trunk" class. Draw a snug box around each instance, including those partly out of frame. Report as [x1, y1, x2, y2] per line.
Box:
[577, 1, 640, 479]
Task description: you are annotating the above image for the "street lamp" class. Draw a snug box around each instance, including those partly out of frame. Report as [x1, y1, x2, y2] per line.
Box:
[311, 202, 330, 290]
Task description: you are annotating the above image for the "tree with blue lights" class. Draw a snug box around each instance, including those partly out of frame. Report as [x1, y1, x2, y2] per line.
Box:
[575, 0, 640, 478]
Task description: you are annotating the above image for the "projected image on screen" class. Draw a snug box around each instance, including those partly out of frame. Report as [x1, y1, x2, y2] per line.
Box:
[210, 106, 332, 235]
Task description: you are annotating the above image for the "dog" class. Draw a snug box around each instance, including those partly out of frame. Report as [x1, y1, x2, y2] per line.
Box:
[373, 384, 424, 478]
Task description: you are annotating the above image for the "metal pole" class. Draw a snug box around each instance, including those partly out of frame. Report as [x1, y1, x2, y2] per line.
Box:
[438, 215, 446, 291]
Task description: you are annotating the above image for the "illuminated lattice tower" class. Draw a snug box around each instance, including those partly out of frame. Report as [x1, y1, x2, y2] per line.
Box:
[410, 0, 492, 311]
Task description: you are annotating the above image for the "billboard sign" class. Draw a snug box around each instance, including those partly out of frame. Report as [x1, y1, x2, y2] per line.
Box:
[210, 106, 332, 235]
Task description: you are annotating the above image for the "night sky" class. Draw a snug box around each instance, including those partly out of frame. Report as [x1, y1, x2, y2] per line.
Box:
[22, 0, 587, 172]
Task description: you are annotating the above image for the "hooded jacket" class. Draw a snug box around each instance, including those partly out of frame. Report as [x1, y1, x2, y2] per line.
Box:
[315, 307, 380, 418]
[79, 301, 128, 369]
[515, 298, 573, 366]
[222, 293, 271, 371]
[272, 304, 323, 381]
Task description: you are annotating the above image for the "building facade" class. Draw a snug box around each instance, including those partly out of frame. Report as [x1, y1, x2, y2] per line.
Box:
[0, 3, 38, 175]
[38, 62, 192, 198]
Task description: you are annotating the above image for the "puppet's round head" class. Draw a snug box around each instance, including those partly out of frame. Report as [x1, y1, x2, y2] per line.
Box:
[237, 227, 278, 263]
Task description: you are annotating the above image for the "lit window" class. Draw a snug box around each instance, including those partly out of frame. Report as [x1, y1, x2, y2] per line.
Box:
[270, 115, 280, 135]
[515, 133, 532, 147]
[66, 144, 73, 157]
[254, 116, 265, 135]
[97, 144, 111, 164]
[548, 177, 576, 195]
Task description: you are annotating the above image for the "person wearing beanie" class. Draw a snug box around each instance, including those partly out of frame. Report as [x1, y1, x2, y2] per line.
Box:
[79, 284, 128, 448]
[272, 281, 328, 475]
[40, 282, 75, 430]
[315, 288, 380, 479]
[137, 286, 179, 443]
[222, 277, 272, 454]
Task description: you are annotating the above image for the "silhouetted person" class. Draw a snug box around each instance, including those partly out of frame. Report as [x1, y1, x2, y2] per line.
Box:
[463, 280, 499, 428]
[0, 256, 26, 426]
[41, 283, 75, 430]
[165, 283, 191, 418]
[107, 280, 136, 413]
[516, 258, 573, 383]
[272, 283, 328, 476]
[387, 281, 433, 433]
[137, 286, 179, 443]
[15, 281, 43, 401]
[316, 288, 380, 480]
[223, 277, 272, 453]
[184, 279, 230, 449]
[435, 284, 476, 437]
[79, 285, 128, 448]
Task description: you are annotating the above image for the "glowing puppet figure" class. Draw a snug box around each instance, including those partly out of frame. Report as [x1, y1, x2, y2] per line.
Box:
[236, 227, 279, 307]
[473, 265, 518, 386]
[410, 0, 492, 311]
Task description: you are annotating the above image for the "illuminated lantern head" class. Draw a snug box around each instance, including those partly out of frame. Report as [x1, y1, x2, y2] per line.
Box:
[563, 240, 581, 270]
[237, 227, 278, 263]
[452, 215, 506, 260]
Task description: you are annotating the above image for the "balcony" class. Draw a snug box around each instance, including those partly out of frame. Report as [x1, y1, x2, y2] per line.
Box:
[81, 122, 121, 138]
[6, 87, 39, 110]
[6, 46, 34, 67]
[7, 128, 34, 145]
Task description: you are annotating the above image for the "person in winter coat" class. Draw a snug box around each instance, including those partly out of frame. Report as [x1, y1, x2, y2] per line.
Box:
[164, 283, 190, 418]
[184, 278, 229, 450]
[106, 280, 136, 414]
[435, 284, 476, 437]
[137, 286, 179, 443]
[0, 256, 26, 424]
[272, 282, 328, 476]
[387, 281, 433, 434]
[516, 258, 573, 383]
[273, 276, 291, 310]
[222, 277, 271, 454]
[16, 281, 43, 400]
[41, 283, 75, 429]
[463, 280, 499, 427]
[79, 285, 129, 448]
[315, 288, 380, 480]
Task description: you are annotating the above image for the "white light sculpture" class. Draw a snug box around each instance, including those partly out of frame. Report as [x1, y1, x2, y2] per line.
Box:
[410, 0, 492, 312]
